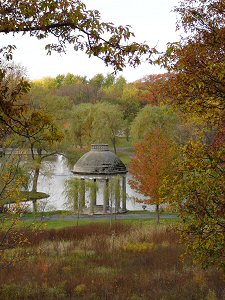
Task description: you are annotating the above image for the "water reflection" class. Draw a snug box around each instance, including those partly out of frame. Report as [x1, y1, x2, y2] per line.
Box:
[37, 155, 154, 212]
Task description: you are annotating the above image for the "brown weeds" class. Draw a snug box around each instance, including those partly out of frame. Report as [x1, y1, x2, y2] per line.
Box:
[0, 223, 224, 300]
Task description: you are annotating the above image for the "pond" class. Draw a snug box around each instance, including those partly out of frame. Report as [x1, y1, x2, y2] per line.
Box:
[36, 155, 155, 212]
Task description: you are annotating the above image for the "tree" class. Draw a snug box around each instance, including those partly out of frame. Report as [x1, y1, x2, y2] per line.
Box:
[69, 102, 124, 152]
[92, 102, 124, 153]
[21, 108, 63, 211]
[130, 105, 179, 142]
[161, 0, 225, 125]
[0, 66, 64, 211]
[0, 61, 30, 137]
[29, 85, 72, 128]
[129, 129, 177, 224]
[0, 0, 153, 72]
[134, 73, 171, 106]
[160, 141, 225, 270]
[0, 151, 31, 268]
[70, 103, 95, 147]
[64, 178, 85, 225]
[119, 86, 141, 141]
[159, 0, 225, 271]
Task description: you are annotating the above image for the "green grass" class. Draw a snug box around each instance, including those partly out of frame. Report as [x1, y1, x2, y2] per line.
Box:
[125, 210, 177, 215]
[122, 217, 180, 226]
[19, 215, 180, 230]
[115, 136, 134, 148]
[116, 151, 132, 166]
[23, 210, 74, 218]
[35, 219, 109, 230]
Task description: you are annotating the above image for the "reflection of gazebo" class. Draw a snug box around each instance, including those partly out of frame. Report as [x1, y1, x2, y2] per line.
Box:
[72, 144, 127, 214]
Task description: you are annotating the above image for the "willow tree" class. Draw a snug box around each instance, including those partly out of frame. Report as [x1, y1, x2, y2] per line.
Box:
[130, 105, 180, 142]
[92, 103, 124, 154]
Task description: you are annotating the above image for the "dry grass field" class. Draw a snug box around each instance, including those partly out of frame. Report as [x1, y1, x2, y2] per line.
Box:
[0, 223, 224, 300]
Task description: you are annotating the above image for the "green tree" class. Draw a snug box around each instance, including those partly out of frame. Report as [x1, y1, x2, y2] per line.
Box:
[100, 79, 140, 141]
[130, 105, 179, 142]
[64, 178, 85, 225]
[89, 74, 105, 90]
[93, 102, 124, 153]
[119, 86, 141, 141]
[70, 103, 95, 147]
[69, 102, 124, 152]
[0, 150, 32, 268]
[29, 86, 72, 128]
[160, 141, 225, 270]
[20, 108, 63, 211]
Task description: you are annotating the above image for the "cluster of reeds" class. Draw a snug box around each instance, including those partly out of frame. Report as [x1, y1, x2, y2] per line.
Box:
[0, 223, 224, 299]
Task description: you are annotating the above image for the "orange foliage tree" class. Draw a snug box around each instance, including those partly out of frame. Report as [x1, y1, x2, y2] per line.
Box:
[133, 73, 171, 106]
[129, 129, 177, 223]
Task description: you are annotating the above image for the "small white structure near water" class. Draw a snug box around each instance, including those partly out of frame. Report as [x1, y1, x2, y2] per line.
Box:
[72, 144, 127, 214]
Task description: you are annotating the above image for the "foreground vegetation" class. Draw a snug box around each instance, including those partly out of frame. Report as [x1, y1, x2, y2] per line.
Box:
[0, 223, 224, 300]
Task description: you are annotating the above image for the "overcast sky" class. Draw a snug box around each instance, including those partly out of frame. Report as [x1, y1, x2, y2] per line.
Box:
[1, 0, 180, 82]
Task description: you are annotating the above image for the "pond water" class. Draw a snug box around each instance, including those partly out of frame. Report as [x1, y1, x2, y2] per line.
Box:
[36, 155, 155, 212]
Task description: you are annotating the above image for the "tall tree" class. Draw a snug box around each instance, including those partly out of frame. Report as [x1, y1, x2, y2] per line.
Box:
[18, 107, 63, 211]
[160, 0, 225, 271]
[70, 103, 95, 147]
[92, 102, 124, 153]
[130, 105, 180, 142]
[129, 129, 177, 224]
[160, 140, 225, 270]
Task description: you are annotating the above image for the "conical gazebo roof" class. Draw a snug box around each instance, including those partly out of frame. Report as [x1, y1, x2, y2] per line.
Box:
[72, 144, 127, 176]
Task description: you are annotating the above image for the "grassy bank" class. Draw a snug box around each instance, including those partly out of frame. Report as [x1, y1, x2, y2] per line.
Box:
[0, 222, 224, 299]
[19, 211, 179, 230]
[20, 217, 180, 230]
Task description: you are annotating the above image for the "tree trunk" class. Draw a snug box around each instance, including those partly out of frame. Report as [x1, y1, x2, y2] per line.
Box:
[32, 166, 40, 193]
[125, 127, 130, 142]
[32, 166, 40, 213]
[156, 204, 160, 225]
[112, 137, 117, 154]
[31, 148, 42, 212]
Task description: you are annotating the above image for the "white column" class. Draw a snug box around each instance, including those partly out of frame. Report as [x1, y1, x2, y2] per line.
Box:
[103, 178, 109, 213]
[122, 175, 127, 212]
[79, 179, 85, 208]
[90, 179, 97, 214]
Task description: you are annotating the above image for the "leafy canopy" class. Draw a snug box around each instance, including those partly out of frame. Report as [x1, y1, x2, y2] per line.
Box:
[0, 0, 154, 71]
[160, 0, 225, 271]
[129, 129, 177, 208]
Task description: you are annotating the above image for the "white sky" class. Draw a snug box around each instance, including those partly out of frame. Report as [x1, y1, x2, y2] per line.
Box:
[1, 0, 180, 82]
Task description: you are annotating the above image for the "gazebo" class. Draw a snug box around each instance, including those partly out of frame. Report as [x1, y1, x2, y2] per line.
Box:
[72, 144, 127, 214]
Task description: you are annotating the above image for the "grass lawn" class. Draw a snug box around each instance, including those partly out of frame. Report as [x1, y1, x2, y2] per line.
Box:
[116, 151, 132, 166]
[19, 213, 180, 230]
